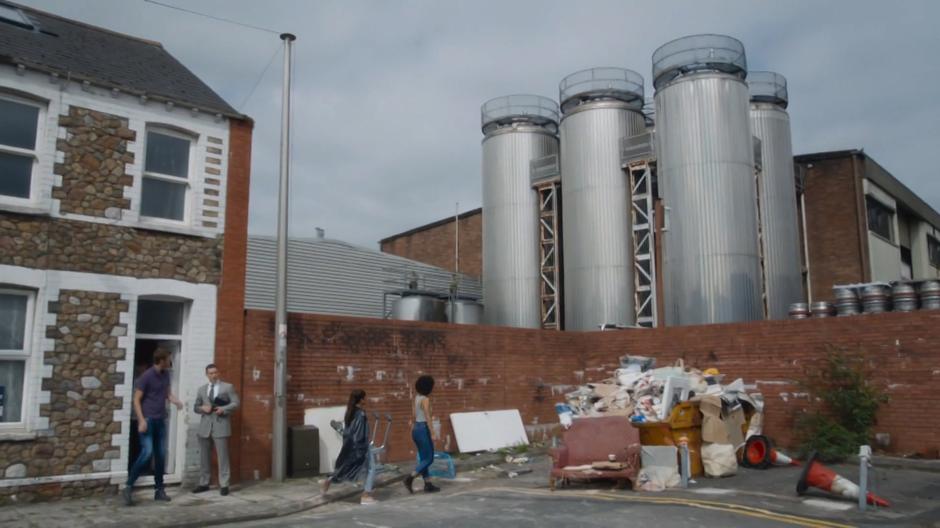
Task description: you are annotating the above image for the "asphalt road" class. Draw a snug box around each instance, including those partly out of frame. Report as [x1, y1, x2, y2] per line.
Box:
[232, 486, 850, 528]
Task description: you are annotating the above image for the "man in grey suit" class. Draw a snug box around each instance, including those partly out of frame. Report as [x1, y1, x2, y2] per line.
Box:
[192, 363, 239, 495]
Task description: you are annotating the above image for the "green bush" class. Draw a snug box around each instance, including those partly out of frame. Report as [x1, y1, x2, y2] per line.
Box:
[795, 348, 889, 463]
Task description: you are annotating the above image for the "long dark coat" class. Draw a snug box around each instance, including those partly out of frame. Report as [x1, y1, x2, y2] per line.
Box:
[330, 408, 369, 483]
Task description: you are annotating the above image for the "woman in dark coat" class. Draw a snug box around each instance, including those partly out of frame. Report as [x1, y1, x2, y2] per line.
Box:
[319, 389, 376, 504]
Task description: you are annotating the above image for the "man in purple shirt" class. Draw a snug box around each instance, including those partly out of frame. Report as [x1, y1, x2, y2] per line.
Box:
[123, 348, 183, 506]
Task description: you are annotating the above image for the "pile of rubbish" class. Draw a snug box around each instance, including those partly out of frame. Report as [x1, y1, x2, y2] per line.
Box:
[556, 355, 763, 427]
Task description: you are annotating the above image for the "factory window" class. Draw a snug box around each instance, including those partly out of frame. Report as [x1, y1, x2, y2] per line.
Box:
[0, 95, 42, 201]
[141, 129, 192, 222]
[900, 246, 912, 280]
[865, 196, 894, 242]
[929, 235, 940, 269]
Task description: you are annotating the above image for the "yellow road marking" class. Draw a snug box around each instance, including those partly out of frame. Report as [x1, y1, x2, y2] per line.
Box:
[452, 486, 855, 528]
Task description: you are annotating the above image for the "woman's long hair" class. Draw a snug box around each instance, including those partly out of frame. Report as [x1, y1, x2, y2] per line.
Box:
[344, 389, 366, 426]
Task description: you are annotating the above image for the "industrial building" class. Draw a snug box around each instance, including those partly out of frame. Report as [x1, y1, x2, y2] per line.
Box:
[246, 234, 481, 321]
[380, 34, 940, 331]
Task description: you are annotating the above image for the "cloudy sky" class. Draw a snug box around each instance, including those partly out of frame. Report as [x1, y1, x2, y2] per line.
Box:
[23, 0, 940, 248]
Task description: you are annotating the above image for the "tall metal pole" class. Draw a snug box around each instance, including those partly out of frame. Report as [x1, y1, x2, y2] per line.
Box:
[272, 32, 295, 483]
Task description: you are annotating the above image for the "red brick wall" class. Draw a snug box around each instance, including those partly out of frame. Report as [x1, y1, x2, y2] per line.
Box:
[380, 210, 483, 279]
[800, 155, 869, 300]
[213, 118, 253, 482]
[236, 309, 940, 480]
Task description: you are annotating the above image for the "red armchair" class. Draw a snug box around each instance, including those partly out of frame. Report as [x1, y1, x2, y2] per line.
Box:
[549, 415, 641, 490]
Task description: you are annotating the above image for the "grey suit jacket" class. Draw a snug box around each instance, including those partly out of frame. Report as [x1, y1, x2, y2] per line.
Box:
[194, 381, 239, 438]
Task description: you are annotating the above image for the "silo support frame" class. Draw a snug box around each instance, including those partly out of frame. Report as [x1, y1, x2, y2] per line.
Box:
[629, 161, 657, 327]
[755, 167, 769, 318]
[535, 181, 562, 330]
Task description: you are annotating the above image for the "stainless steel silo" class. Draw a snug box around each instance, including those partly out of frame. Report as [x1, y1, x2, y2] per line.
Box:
[559, 68, 646, 330]
[481, 95, 559, 328]
[748, 72, 804, 319]
[653, 35, 764, 325]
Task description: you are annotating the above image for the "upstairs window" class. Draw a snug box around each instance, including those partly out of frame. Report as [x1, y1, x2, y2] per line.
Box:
[929, 235, 940, 269]
[141, 130, 191, 222]
[0, 96, 41, 200]
[865, 195, 894, 242]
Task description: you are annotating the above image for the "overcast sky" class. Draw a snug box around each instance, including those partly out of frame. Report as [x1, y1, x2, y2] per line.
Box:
[23, 0, 940, 247]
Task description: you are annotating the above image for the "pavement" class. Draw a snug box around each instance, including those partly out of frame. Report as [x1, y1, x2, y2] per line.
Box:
[1, 451, 939, 528]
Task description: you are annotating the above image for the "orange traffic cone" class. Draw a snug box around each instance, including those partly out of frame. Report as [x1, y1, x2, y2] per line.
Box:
[796, 451, 890, 507]
[744, 435, 800, 469]
[743, 435, 771, 469]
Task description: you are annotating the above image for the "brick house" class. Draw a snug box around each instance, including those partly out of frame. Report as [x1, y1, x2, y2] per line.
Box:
[0, 3, 251, 502]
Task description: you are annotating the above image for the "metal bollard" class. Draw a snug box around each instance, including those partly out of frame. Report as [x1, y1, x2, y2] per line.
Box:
[858, 445, 872, 511]
[678, 436, 690, 488]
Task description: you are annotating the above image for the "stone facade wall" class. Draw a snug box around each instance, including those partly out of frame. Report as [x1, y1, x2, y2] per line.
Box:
[52, 107, 136, 218]
[0, 290, 127, 505]
[0, 213, 221, 283]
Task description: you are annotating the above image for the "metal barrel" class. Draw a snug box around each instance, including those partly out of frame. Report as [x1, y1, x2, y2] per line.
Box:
[920, 280, 940, 310]
[861, 285, 888, 314]
[810, 301, 833, 318]
[788, 302, 809, 319]
[891, 283, 918, 312]
[833, 287, 860, 316]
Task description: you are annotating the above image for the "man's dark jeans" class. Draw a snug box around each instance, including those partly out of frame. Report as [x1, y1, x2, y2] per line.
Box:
[127, 417, 167, 490]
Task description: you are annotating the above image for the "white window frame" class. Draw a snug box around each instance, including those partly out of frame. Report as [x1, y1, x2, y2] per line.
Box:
[0, 93, 45, 207]
[0, 287, 35, 432]
[139, 127, 195, 227]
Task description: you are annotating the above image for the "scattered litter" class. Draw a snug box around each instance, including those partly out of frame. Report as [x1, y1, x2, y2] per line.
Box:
[505, 455, 529, 464]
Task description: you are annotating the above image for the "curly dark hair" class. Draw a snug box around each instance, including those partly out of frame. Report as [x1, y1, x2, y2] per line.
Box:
[415, 375, 435, 396]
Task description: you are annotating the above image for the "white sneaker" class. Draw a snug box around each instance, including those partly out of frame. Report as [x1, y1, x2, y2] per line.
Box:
[360, 496, 378, 505]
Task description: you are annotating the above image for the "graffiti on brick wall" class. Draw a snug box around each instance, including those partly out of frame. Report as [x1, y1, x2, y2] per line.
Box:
[292, 321, 446, 357]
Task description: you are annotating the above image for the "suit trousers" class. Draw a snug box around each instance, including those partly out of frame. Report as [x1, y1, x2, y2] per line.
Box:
[198, 435, 230, 487]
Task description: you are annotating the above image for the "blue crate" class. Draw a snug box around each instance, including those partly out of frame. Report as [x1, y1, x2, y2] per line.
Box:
[416, 451, 456, 479]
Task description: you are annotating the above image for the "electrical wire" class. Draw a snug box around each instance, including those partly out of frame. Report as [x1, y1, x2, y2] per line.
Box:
[237, 42, 282, 111]
[142, 0, 282, 34]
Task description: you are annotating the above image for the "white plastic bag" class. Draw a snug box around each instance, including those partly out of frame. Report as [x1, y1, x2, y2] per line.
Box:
[701, 442, 738, 477]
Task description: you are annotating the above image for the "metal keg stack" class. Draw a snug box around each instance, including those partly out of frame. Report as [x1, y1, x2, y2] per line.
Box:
[861, 284, 890, 314]
[921, 280, 940, 310]
[790, 280, 940, 320]
[787, 302, 809, 319]
[810, 301, 834, 318]
[833, 287, 861, 316]
[891, 283, 918, 312]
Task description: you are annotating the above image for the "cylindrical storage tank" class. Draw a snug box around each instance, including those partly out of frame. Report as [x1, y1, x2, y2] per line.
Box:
[481, 95, 559, 328]
[447, 297, 483, 325]
[653, 35, 763, 325]
[920, 280, 940, 310]
[891, 283, 917, 312]
[748, 72, 804, 319]
[558, 68, 646, 330]
[391, 292, 447, 322]
[833, 287, 860, 316]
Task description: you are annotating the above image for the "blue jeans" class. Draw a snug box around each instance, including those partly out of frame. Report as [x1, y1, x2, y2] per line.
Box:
[127, 417, 167, 490]
[412, 422, 433, 478]
[363, 449, 375, 492]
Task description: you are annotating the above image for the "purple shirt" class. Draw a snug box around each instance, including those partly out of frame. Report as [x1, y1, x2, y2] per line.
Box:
[136, 366, 170, 419]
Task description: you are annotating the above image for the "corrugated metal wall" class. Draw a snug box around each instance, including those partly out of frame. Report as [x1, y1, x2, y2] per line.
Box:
[245, 236, 482, 318]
